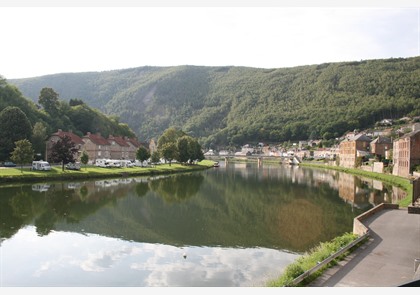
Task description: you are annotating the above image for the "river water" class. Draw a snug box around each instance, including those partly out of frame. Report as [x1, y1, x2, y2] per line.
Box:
[0, 162, 406, 287]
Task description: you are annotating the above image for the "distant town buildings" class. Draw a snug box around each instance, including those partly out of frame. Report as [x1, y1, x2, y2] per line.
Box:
[203, 122, 420, 179]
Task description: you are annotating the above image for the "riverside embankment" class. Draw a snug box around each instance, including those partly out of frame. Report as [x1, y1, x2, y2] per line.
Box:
[0, 160, 215, 185]
[309, 204, 420, 287]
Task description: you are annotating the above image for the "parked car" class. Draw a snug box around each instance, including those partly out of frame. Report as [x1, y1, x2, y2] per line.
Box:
[66, 162, 81, 170]
[32, 161, 51, 171]
[3, 161, 16, 167]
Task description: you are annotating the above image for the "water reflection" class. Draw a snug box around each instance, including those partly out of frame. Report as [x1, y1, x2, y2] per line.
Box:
[0, 163, 408, 286]
[1, 226, 297, 287]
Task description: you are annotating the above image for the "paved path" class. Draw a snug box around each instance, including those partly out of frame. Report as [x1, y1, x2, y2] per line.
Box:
[309, 208, 420, 287]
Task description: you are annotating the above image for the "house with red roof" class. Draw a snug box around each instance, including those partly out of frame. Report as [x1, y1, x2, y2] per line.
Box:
[108, 135, 130, 160]
[124, 137, 143, 160]
[46, 129, 147, 164]
[82, 132, 111, 162]
[46, 129, 84, 162]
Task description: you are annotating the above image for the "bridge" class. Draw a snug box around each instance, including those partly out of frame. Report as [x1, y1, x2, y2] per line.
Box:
[205, 155, 301, 166]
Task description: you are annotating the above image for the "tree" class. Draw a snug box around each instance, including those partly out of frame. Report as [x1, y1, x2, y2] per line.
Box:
[49, 135, 79, 171]
[157, 127, 185, 149]
[10, 139, 34, 172]
[0, 106, 33, 161]
[38, 87, 59, 115]
[80, 151, 89, 170]
[136, 146, 151, 167]
[150, 151, 161, 165]
[31, 122, 48, 160]
[69, 98, 85, 106]
[176, 136, 190, 164]
[176, 135, 204, 164]
[188, 137, 204, 163]
[159, 142, 178, 166]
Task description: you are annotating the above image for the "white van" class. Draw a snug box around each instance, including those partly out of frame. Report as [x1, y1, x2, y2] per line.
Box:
[106, 159, 121, 168]
[120, 160, 134, 168]
[95, 159, 109, 168]
[32, 161, 51, 171]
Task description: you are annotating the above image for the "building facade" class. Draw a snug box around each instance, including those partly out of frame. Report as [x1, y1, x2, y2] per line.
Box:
[370, 136, 392, 159]
[339, 134, 372, 168]
[392, 130, 420, 178]
[45, 129, 84, 162]
[46, 130, 147, 164]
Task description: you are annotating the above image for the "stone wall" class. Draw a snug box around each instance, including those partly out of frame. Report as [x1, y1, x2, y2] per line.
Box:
[353, 203, 399, 236]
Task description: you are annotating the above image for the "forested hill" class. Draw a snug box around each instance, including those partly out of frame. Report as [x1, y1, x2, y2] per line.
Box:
[8, 56, 420, 149]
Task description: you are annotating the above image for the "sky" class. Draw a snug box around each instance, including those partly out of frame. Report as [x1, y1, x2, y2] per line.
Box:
[0, 1, 419, 79]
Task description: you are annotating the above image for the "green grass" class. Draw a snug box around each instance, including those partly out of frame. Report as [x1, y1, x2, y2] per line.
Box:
[0, 160, 215, 184]
[266, 232, 360, 287]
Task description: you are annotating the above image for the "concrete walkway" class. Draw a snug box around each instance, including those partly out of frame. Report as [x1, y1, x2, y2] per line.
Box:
[308, 208, 420, 287]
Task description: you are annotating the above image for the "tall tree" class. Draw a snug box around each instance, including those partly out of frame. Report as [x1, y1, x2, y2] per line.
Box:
[31, 122, 48, 160]
[150, 151, 161, 165]
[10, 139, 34, 172]
[159, 142, 178, 166]
[157, 127, 185, 148]
[176, 136, 190, 164]
[136, 146, 151, 167]
[38, 87, 59, 115]
[0, 106, 32, 161]
[188, 137, 204, 163]
[48, 135, 79, 171]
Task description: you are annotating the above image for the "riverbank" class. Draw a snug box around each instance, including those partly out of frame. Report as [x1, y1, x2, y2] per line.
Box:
[265, 160, 414, 287]
[299, 161, 413, 207]
[215, 156, 413, 207]
[0, 160, 216, 185]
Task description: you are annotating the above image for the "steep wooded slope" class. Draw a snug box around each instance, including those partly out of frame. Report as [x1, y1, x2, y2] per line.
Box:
[8, 57, 420, 148]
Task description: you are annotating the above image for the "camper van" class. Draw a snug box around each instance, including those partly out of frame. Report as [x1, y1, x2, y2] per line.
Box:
[95, 159, 109, 168]
[106, 159, 121, 168]
[32, 161, 51, 171]
[95, 159, 122, 168]
[120, 160, 134, 168]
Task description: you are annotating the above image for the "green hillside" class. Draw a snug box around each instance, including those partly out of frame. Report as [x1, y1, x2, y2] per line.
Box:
[7, 56, 420, 149]
[0, 77, 135, 161]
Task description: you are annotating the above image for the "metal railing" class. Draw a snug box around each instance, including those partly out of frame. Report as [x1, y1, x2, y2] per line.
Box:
[291, 233, 369, 286]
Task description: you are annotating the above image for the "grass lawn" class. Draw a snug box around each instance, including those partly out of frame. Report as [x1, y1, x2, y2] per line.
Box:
[0, 160, 215, 184]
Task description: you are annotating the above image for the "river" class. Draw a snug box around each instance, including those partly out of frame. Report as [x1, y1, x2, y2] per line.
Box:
[0, 161, 406, 287]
